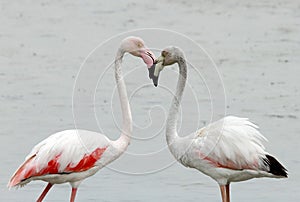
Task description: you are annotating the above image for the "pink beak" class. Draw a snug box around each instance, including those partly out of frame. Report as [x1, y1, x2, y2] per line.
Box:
[141, 49, 156, 67]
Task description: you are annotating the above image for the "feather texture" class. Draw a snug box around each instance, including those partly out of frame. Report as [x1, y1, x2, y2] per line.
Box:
[194, 116, 268, 170]
[8, 130, 112, 188]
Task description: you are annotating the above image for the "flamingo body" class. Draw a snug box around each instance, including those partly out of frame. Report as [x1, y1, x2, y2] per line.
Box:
[8, 130, 116, 188]
[171, 116, 287, 186]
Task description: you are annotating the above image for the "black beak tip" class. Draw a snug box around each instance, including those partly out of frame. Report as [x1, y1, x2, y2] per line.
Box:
[152, 75, 159, 87]
[148, 64, 155, 79]
[148, 63, 160, 87]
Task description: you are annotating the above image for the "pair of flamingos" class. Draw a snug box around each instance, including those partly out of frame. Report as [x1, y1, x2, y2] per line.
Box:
[8, 37, 287, 202]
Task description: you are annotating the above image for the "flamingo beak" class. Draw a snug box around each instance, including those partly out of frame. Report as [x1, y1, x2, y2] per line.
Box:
[149, 56, 165, 87]
[141, 49, 155, 68]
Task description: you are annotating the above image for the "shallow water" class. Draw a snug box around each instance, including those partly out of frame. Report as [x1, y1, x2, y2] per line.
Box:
[1, 0, 300, 201]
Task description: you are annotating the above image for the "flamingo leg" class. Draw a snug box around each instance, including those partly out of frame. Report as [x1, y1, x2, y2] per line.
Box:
[70, 187, 78, 202]
[37, 183, 53, 202]
[226, 184, 230, 202]
[219, 185, 227, 202]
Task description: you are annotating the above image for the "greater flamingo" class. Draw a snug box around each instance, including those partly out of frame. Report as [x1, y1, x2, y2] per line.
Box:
[8, 36, 155, 202]
[149, 47, 287, 202]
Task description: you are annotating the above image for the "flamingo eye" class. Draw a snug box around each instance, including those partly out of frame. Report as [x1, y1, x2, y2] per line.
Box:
[137, 42, 143, 48]
[162, 51, 168, 57]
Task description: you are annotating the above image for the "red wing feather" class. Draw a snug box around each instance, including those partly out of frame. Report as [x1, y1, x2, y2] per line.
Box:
[65, 147, 107, 172]
[8, 147, 107, 187]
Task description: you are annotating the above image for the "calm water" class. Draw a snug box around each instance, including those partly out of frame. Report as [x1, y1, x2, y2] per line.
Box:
[1, 0, 299, 201]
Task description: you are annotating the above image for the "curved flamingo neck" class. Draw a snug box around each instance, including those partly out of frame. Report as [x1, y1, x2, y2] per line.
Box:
[114, 48, 132, 151]
[166, 58, 187, 146]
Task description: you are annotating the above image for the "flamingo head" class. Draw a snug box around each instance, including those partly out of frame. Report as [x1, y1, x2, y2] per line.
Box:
[149, 46, 185, 87]
[120, 36, 155, 67]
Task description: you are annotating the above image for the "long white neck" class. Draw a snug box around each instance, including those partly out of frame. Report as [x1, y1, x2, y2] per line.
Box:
[166, 58, 187, 146]
[114, 48, 132, 152]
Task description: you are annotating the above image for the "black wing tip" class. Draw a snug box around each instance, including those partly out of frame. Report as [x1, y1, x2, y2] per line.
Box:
[264, 154, 288, 177]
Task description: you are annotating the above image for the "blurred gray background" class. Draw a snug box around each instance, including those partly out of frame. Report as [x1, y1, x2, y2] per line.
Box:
[1, 0, 299, 201]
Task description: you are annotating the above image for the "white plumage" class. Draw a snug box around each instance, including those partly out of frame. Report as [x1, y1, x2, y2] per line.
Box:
[11, 130, 114, 187]
[194, 116, 267, 171]
[171, 116, 278, 185]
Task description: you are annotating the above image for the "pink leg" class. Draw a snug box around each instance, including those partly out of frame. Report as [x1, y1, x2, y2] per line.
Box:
[219, 185, 227, 202]
[37, 183, 53, 202]
[70, 187, 78, 202]
[226, 184, 230, 202]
